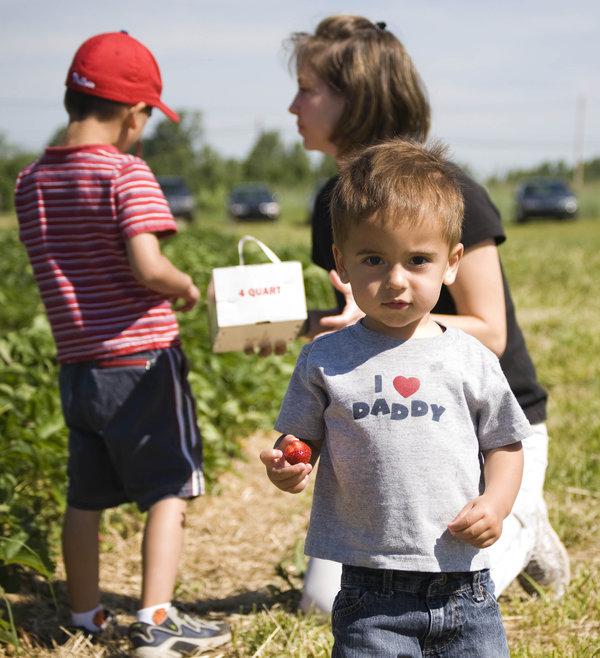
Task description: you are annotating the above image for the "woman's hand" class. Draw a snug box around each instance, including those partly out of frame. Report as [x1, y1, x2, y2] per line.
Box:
[308, 270, 364, 339]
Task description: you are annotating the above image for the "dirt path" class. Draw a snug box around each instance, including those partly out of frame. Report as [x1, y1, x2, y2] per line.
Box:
[5, 432, 313, 657]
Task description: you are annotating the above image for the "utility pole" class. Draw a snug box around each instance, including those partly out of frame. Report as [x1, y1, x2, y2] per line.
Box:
[573, 95, 586, 190]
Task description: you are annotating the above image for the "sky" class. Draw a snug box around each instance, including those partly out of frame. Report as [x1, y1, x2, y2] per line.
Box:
[1, 0, 599, 177]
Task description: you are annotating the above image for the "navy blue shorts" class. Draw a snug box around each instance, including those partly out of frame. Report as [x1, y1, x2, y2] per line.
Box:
[59, 346, 204, 512]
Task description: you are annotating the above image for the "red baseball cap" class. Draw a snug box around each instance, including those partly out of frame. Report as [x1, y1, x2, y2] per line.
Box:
[65, 31, 180, 122]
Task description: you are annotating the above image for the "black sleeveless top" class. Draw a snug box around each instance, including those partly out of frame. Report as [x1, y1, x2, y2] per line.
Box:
[310, 173, 547, 424]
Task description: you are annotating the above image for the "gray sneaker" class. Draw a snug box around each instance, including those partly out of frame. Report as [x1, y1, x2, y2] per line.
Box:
[519, 510, 570, 599]
[129, 607, 231, 657]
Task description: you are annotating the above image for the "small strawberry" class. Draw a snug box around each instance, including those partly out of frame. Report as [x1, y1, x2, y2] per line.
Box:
[283, 440, 312, 465]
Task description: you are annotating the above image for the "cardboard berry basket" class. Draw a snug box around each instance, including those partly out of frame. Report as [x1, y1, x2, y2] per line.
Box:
[207, 235, 308, 353]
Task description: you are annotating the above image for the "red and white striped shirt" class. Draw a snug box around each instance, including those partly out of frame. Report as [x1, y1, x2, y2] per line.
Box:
[15, 144, 181, 363]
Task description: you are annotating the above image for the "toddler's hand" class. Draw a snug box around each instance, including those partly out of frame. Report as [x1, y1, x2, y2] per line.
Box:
[447, 495, 503, 548]
[259, 434, 312, 494]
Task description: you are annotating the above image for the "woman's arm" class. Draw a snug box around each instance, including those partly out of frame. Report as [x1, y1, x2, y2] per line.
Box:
[433, 240, 507, 356]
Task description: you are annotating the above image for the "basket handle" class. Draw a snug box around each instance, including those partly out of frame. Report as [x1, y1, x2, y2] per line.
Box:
[238, 235, 281, 265]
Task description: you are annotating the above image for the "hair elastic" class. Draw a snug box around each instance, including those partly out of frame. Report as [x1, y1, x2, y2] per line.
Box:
[375, 21, 387, 31]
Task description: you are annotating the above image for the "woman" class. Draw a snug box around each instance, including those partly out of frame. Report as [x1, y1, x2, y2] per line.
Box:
[284, 15, 569, 613]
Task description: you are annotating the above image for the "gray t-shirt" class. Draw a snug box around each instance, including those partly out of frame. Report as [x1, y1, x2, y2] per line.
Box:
[275, 322, 531, 572]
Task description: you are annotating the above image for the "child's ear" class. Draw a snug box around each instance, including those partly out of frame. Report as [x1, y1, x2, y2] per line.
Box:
[332, 244, 349, 284]
[128, 102, 148, 129]
[443, 243, 464, 286]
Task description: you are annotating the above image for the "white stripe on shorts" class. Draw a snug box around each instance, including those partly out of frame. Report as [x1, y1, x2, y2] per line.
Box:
[184, 374, 205, 495]
[167, 349, 203, 496]
[183, 371, 204, 496]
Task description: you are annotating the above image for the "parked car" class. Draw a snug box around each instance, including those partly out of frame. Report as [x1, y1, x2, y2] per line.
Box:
[515, 178, 577, 223]
[157, 176, 195, 222]
[227, 184, 280, 221]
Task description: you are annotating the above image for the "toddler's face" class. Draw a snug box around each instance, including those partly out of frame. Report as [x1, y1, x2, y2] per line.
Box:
[333, 215, 462, 340]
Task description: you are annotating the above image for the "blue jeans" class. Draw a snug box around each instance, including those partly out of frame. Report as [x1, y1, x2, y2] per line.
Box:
[332, 565, 508, 657]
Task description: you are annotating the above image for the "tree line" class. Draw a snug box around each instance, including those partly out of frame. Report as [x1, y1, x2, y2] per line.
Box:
[0, 110, 335, 213]
[1, 109, 598, 213]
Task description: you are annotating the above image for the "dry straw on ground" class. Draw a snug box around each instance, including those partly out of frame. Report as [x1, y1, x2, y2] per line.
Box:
[4, 433, 311, 657]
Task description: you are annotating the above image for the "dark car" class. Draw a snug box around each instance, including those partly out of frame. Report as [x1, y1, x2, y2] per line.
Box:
[515, 179, 577, 223]
[157, 176, 195, 222]
[228, 184, 280, 221]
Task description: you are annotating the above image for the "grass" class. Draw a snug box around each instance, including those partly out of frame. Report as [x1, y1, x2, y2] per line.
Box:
[0, 213, 17, 231]
[1, 194, 599, 656]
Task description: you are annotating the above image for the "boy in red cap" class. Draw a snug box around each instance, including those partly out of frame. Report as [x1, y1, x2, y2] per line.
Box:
[14, 31, 230, 656]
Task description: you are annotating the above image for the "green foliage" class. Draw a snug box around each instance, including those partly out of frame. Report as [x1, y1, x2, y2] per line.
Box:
[139, 117, 325, 211]
[490, 159, 573, 185]
[0, 220, 327, 587]
[0, 316, 66, 585]
[0, 230, 66, 587]
[142, 110, 204, 184]
[244, 130, 287, 182]
[0, 231, 42, 330]
[582, 157, 600, 180]
[243, 131, 314, 186]
[0, 134, 36, 212]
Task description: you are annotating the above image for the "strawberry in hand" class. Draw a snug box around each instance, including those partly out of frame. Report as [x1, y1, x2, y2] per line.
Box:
[284, 440, 312, 465]
[260, 434, 314, 494]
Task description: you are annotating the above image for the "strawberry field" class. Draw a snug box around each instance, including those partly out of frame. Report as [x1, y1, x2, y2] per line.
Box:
[0, 212, 329, 631]
[1, 206, 599, 656]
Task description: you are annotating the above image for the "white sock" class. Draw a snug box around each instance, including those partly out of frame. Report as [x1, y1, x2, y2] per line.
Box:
[136, 602, 172, 626]
[71, 604, 104, 632]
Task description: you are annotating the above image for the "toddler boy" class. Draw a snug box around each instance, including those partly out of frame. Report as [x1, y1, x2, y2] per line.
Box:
[15, 31, 230, 656]
[261, 139, 528, 656]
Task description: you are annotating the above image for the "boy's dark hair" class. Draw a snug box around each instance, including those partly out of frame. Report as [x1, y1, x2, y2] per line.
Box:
[331, 139, 464, 247]
[64, 88, 130, 121]
[287, 15, 430, 156]
[64, 89, 153, 122]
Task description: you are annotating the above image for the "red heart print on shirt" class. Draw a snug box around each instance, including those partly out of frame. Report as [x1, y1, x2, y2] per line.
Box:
[393, 376, 420, 398]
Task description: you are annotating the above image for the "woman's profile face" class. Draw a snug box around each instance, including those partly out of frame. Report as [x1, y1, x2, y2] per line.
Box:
[288, 66, 345, 157]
